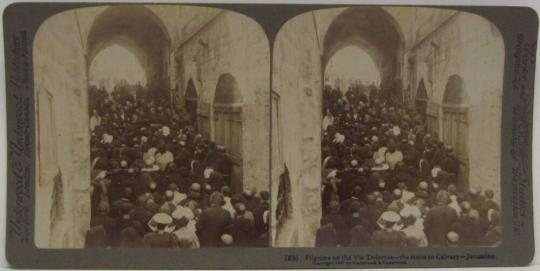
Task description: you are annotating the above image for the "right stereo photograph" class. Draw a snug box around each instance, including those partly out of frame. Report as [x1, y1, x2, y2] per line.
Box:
[271, 6, 504, 248]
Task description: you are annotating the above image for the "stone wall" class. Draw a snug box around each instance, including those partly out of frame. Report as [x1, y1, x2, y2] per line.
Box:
[272, 12, 323, 247]
[405, 12, 504, 198]
[173, 10, 270, 193]
[34, 10, 91, 248]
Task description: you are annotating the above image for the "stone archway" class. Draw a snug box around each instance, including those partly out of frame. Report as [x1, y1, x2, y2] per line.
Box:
[322, 7, 405, 100]
[86, 6, 171, 98]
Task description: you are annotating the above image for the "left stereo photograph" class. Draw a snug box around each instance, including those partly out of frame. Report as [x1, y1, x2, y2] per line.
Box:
[33, 4, 271, 249]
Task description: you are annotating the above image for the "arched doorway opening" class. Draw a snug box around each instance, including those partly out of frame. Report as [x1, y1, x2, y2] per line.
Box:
[213, 73, 243, 192]
[324, 45, 381, 101]
[322, 7, 404, 101]
[86, 5, 171, 102]
[185, 78, 198, 125]
[442, 74, 469, 190]
[88, 45, 146, 113]
[415, 79, 428, 116]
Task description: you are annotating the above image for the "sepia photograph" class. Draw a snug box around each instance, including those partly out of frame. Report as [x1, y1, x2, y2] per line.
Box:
[271, 6, 504, 248]
[33, 4, 270, 249]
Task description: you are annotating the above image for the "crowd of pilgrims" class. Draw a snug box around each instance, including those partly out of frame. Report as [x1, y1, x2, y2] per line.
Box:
[85, 83, 269, 248]
[317, 84, 501, 247]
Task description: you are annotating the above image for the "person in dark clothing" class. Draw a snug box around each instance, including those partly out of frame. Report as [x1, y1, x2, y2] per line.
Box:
[120, 226, 146, 248]
[349, 224, 372, 247]
[112, 203, 144, 247]
[226, 215, 257, 247]
[423, 191, 458, 247]
[450, 209, 483, 246]
[315, 223, 337, 247]
[85, 225, 108, 248]
[196, 192, 232, 247]
[321, 200, 349, 247]
[90, 202, 116, 247]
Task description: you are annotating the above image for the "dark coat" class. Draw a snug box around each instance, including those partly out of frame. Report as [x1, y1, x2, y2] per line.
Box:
[450, 217, 484, 246]
[196, 206, 232, 247]
[315, 224, 337, 247]
[372, 229, 408, 247]
[90, 214, 116, 246]
[321, 212, 348, 247]
[112, 218, 144, 247]
[225, 218, 258, 247]
[143, 231, 179, 248]
[85, 225, 107, 248]
[423, 205, 458, 247]
[349, 225, 372, 247]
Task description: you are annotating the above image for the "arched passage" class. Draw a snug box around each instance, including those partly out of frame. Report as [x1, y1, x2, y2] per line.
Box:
[185, 78, 198, 124]
[324, 45, 381, 96]
[416, 79, 428, 116]
[322, 7, 404, 100]
[442, 74, 469, 189]
[86, 6, 171, 100]
[89, 44, 146, 90]
[213, 73, 243, 192]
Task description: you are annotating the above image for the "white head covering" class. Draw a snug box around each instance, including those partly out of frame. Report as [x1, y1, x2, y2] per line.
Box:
[326, 169, 337, 179]
[145, 156, 156, 166]
[148, 213, 174, 232]
[162, 126, 170, 136]
[431, 166, 441, 177]
[377, 211, 403, 230]
[203, 167, 214, 179]
[392, 125, 401, 136]
[172, 206, 195, 221]
[400, 205, 422, 219]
